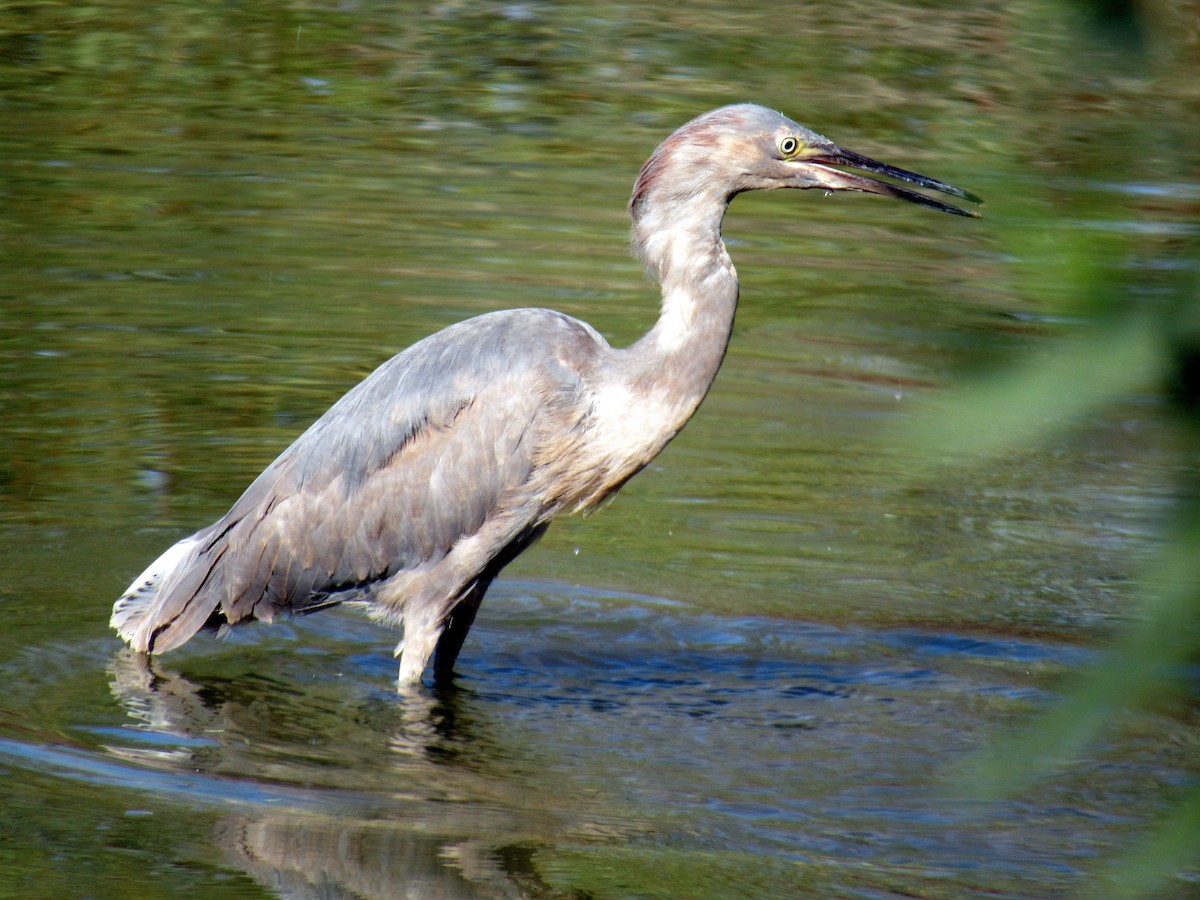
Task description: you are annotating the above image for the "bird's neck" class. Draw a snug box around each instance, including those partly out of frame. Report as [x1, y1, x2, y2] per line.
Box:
[623, 188, 739, 418]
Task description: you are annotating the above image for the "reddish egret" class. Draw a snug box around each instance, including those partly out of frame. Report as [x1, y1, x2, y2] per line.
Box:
[112, 104, 980, 686]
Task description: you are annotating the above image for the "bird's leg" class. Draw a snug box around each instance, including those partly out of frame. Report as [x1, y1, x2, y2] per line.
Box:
[395, 635, 435, 687]
[395, 605, 442, 687]
[388, 522, 546, 689]
[394, 586, 484, 687]
[431, 585, 487, 683]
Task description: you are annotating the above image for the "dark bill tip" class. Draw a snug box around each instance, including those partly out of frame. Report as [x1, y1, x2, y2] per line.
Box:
[866, 177, 982, 217]
[809, 145, 983, 217]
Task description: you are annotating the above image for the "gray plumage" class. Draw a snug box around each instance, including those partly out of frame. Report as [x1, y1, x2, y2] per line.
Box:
[112, 104, 980, 686]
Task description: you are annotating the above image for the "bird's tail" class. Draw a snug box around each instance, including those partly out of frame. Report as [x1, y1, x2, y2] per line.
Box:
[110, 530, 220, 653]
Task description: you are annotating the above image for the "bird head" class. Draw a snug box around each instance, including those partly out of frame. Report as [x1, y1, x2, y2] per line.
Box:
[631, 104, 982, 222]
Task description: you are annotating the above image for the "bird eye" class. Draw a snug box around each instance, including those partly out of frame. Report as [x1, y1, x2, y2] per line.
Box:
[779, 136, 800, 156]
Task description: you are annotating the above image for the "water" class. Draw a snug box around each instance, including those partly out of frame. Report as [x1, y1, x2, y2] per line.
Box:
[0, 589, 1134, 897]
[2, 0, 1198, 896]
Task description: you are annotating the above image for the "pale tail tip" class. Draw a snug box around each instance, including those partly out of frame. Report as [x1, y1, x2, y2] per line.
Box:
[109, 536, 200, 650]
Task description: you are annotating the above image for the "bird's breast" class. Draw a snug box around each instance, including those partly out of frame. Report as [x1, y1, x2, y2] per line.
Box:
[534, 377, 693, 515]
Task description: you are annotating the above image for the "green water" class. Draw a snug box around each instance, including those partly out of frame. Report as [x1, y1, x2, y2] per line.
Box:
[1, 0, 1197, 896]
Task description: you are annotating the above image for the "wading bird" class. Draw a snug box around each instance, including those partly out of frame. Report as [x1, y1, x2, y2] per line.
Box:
[112, 104, 980, 686]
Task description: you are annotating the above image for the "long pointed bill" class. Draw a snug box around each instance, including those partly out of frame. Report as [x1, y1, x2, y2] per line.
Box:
[804, 144, 983, 217]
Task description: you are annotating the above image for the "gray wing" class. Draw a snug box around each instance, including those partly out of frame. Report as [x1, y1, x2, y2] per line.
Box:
[127, 308, 606, 653]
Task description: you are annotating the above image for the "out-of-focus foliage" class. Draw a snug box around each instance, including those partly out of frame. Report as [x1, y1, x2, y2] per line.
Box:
[903, 0, 1200, 894]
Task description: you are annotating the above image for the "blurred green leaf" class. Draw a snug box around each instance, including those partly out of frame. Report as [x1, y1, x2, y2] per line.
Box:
[906, 314, 1166, 461]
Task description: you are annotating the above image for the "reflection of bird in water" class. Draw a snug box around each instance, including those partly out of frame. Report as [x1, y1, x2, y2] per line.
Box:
[105, 649, 496, 782]
[111, 103, 981, 686]
[105, 651, 599, 897]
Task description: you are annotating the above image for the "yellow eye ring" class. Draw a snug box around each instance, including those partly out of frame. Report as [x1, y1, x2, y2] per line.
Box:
[779, 136, 799, 156]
